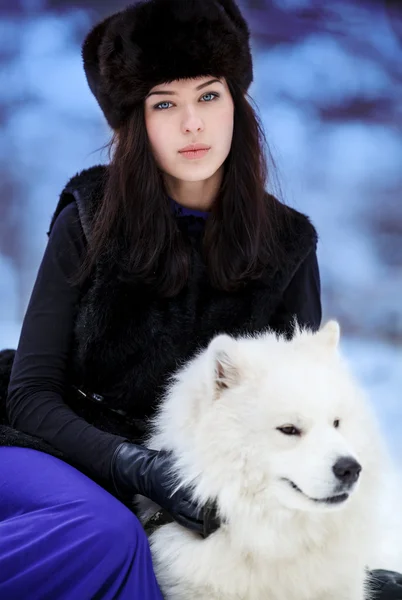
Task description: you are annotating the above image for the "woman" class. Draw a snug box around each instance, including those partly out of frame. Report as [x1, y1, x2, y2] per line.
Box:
[0, 0, 400, 598]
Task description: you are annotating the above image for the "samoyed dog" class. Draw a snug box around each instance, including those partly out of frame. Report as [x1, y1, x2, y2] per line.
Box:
[138, 321, 402, 600]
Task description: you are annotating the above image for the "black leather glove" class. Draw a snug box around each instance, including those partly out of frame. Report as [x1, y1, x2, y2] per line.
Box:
[110, 441, 220, 538]
[368, 569, 402, 599]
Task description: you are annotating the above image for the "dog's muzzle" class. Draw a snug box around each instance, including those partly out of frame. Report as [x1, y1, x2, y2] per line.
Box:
[282, 478, 350, 504]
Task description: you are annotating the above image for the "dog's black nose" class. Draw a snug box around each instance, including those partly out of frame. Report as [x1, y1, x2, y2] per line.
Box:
[332, 457, 362, 485]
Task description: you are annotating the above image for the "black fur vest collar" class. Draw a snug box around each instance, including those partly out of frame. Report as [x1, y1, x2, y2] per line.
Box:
[50, 165, 317, 442]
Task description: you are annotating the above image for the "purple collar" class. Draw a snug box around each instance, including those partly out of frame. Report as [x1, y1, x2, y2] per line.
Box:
[169, 197, 210, 220]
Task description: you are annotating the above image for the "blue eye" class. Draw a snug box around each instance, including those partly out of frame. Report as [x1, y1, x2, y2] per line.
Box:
[201, 92, 219, 102]
[155, 101, 173, 111]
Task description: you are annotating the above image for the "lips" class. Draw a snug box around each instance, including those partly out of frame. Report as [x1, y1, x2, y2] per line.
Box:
[284, 478, 349, 505]
[178, 145, 211, 160]
[179, 143, 210, 153]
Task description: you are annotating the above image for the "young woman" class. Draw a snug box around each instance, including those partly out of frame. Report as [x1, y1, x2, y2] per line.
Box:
[0, 0, 400, 598]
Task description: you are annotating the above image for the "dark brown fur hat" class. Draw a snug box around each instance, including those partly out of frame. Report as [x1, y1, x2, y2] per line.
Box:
[82, 0, 253, 129]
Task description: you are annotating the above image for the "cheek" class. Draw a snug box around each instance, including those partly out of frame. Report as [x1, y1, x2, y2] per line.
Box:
[146, 121, 165, 161]
[145, 113, 174, 167]
[215, 106, 234, 150]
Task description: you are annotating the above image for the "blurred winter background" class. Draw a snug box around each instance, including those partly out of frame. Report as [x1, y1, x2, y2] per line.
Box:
[0, 0, 401, 459]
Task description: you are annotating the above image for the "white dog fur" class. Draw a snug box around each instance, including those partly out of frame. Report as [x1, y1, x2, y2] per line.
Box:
[137, 321, 402, 600]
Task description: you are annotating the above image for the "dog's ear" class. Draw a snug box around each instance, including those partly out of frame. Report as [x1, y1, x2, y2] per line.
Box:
[207, 334, 242, 396]
[316, 320, 340, 350]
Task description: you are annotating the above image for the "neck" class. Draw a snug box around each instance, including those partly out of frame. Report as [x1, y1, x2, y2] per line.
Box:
[163, 164, 223, 211]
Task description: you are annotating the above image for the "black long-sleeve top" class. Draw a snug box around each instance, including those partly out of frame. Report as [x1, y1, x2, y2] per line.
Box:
[6, 202, 321, 482]
[6, 204, 125, 480]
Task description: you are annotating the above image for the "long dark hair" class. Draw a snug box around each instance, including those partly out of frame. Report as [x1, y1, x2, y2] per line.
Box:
[74, 79, 289, 297]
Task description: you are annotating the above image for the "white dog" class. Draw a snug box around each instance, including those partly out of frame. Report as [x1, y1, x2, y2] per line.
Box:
[138, 321, 402, 600]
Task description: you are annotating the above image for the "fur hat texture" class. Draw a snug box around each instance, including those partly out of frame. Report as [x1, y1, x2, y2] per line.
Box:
[82, 0, 253, 129]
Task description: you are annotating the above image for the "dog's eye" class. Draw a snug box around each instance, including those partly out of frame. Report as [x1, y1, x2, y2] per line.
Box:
[277, 426, 301, 436]
[333, 419, 340, 428]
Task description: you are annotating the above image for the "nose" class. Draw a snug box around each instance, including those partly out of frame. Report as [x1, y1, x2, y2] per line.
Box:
[182, 108, 204, 134]
[332, 456, 362, 485]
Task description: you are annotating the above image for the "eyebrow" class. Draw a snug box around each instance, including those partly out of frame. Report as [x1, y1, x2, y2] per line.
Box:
[146, 78, 222, 99]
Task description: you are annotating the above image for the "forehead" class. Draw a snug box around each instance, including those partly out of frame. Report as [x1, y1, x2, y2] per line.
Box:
[241, 361, 349, 418]
[148, 76, 225, 93]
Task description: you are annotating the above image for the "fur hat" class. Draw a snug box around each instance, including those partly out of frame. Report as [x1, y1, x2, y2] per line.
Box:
[82, 0, 253, 129]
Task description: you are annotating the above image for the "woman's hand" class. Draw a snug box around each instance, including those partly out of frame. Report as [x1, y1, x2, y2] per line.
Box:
[368, 569, 402, 599]
[110, 441, 219, 538]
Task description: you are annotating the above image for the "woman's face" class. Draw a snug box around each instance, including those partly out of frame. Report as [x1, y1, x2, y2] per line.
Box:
[144, 76, 234, 185]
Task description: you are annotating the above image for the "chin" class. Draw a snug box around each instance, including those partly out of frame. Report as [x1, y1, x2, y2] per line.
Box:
[173, 165, 221, 183]
[166, 153, 226, 182]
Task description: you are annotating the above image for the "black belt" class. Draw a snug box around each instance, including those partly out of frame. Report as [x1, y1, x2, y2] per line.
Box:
[71, 385, 128, 417]
[71, 385, 147, 431]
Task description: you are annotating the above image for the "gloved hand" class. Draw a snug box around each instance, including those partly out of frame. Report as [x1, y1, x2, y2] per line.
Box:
[368, 569, 402, 599]
[110, 441, 220, 538]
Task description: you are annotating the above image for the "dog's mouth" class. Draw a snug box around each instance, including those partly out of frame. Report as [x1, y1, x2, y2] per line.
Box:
[283, 478, 349, 505]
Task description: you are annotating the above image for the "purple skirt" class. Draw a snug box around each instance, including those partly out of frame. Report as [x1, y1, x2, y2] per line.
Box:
[0, 447, 164, 600]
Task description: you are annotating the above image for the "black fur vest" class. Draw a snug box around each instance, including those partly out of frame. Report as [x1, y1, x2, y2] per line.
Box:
[0, 165, 318, 460]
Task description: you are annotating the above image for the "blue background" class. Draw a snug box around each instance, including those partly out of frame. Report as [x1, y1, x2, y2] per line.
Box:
[0, 0, 401, 459]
